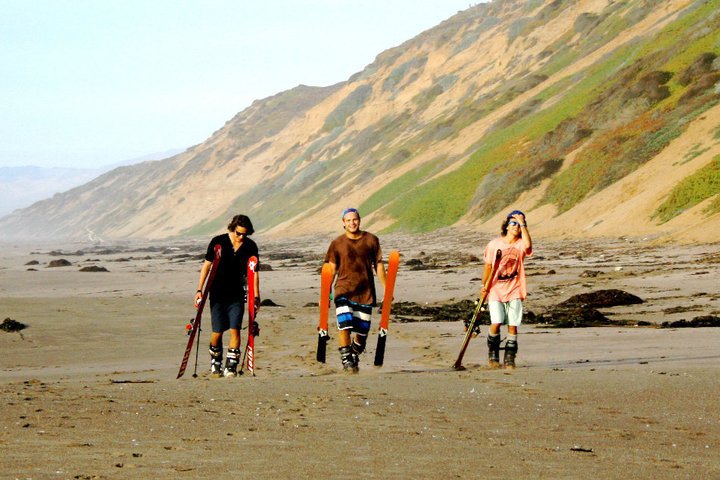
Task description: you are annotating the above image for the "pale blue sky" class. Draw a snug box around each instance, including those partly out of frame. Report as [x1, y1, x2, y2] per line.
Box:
[1, 0, 474, 169]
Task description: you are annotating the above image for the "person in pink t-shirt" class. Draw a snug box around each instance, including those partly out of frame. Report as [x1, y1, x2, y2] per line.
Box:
[481, 210, 533, 368]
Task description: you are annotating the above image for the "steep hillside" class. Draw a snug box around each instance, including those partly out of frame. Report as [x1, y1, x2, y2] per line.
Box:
[1, 0, 718, 243]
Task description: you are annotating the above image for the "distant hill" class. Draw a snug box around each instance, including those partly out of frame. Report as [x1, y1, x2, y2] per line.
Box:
[0, 166, 99, 217]
[0, 148, 185, 218]
[1, 0, 718, 243]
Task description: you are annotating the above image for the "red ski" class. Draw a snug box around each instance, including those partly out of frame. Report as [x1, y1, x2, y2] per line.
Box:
[177, 244, 221, 379]
[245, 256, 258, 375]
[453, 249, 502, 371]
[374, 250, 400, 366]
[316, 263, 334, 363]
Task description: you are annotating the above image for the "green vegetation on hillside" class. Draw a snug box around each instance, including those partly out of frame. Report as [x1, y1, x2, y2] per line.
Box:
[653, 154, 720, 223]
[188, 0, 720, 238]
[323, 84, 373, 132]
[540, 0, 720, 214]
[383, 57, 428, 93]
[371, 34, 638, 231]
[382, 0, 718, 231]
[358, 162, 438, 216]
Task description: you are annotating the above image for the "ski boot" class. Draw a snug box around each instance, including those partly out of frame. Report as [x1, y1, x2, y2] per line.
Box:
[224, 347, 240, 377]
[209, 344, 223, 377]
[350, 340, 365, 370]
[339, 346, 358, 373]
[487, 334, 501, 369]
[504, 339, 518, 369]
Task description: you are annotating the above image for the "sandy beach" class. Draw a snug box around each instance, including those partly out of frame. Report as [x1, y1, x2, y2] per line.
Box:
[1, 231, 719, 479]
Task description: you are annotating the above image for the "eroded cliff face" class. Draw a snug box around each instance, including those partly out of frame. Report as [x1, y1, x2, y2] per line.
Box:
[2, 0, 718, 243]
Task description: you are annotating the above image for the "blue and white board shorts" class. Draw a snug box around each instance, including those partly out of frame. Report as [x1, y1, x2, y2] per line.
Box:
[488, 299, 523, 327]
[334, 297, 373, 336]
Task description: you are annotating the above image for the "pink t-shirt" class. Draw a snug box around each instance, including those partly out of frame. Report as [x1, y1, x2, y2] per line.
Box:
[484, 236, 532, 302]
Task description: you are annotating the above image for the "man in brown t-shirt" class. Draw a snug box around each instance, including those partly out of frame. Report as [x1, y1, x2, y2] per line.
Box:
[324, 208, 387, 372]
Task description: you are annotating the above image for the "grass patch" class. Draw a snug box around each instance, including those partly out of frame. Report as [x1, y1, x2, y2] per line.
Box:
[705, 193, 720, 216]
[653, 154, 720, 223]
[359, 162, 439, 215]
[680, 144, 711, 165]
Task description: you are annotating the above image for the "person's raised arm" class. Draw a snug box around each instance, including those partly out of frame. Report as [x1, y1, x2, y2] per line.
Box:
[517, 213, 532, 253]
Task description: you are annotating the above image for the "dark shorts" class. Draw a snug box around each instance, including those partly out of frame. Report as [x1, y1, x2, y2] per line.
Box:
[334, 297, 372, 336]
[210, 301, 244, 333]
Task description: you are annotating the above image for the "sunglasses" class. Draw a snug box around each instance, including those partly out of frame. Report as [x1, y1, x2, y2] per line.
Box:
[508, 220, 520, 227]
[235, 230, 247, 237]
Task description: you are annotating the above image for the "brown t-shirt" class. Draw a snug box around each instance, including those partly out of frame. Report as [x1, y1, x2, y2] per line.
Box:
[324, 232, 382, 306]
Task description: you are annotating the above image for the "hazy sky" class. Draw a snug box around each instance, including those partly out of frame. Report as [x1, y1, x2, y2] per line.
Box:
[1, 0, 474, 169]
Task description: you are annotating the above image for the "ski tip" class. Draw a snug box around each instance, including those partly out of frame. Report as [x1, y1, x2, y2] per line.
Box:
[321, 262, 333, 274]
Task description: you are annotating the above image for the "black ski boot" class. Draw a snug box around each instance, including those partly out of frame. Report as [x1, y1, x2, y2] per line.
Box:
[224, 347, 240, 377]
[504, 339, 518, 369]
[350, 340, 365, 370]
[339, 346, 358, 373]
[487, 334, 501, 368]
[209, 344, 223, 377]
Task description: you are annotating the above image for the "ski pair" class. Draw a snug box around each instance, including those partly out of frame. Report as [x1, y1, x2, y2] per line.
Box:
[452, 249, 502, 370]
[316, 250, 400, 367]
[176, 252, 258, 379]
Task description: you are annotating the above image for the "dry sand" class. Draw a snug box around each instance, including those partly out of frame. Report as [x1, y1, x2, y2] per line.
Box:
[1, 231, 719, 479]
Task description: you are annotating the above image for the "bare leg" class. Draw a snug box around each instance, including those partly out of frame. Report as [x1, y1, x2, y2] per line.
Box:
[228, 328, 241, 349]
[338, 329, 351, 347]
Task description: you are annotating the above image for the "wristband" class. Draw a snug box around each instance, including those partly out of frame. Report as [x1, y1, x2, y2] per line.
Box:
[196, 289, 202, 293]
